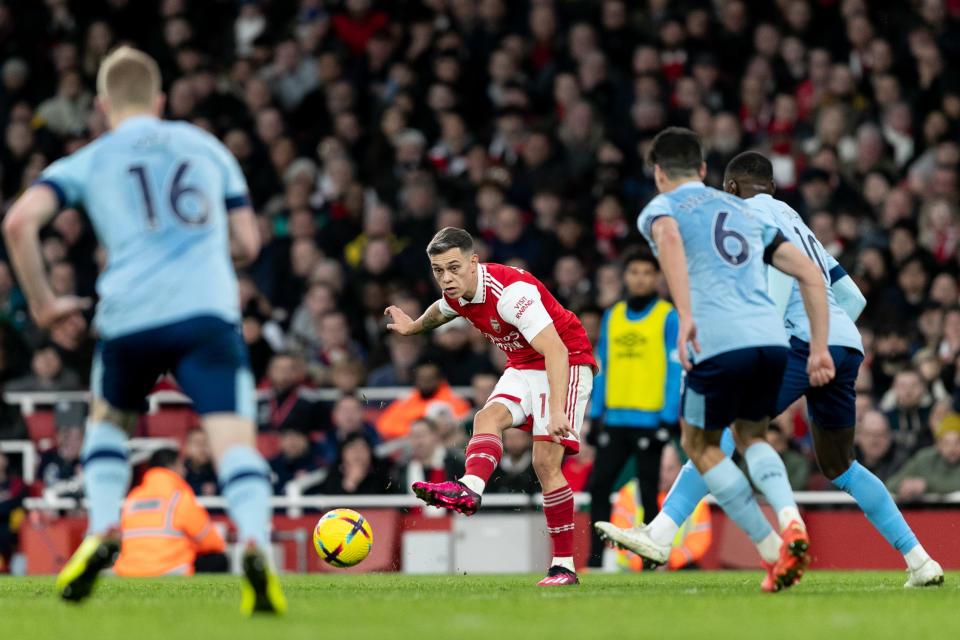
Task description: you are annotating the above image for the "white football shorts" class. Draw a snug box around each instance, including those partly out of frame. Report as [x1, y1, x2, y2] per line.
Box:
[484, 364, 593, 454]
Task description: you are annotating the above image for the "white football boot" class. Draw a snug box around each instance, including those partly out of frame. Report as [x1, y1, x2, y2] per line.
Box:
[904, 558, 944, 587]
[593, 521, 670, 565]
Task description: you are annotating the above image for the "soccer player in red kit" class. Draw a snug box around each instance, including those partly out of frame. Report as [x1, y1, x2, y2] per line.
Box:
[384, 227, 596, 585]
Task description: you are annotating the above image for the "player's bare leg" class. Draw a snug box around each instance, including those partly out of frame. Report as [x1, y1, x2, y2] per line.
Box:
[205, 413, 286, 615]
[203, 413, 260, 462]
[732, 418, 810, 590]
[533, 440, 578, 585]
[56, 398, 136, 602]
[811, 423, 943, 587]
[412, 403, 511, 515]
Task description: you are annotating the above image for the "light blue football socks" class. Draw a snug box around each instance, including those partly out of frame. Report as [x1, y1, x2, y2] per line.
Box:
[81, 421, 132, 534]
[661, 428, 735, 526]
[701, 457, 775, 545]
[744, 441, 802, 528]
[218, 445, 273, 552]
[661, 461, 707, 528]
[653, 429, 782, 562]
[832, 461, 918, 554]
[652, 430, 932, 569]
[661, 431, 803, 530]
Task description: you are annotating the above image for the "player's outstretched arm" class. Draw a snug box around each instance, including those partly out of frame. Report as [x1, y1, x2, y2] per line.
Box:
[228, 205, 261, 267]
[651, 217, 699, 370]
[3, 184, 90, 328]
[530, 324, 572, 443]
[770, 241, 835, 386]
[384, 300, 454, 335]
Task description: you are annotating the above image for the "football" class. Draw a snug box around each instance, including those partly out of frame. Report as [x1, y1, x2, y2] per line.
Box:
[312, 508, 373, 568]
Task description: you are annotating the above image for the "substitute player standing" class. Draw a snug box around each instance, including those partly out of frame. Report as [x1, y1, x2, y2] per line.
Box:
[2, 47, 284, 614]
[586, 248, 681, 569]
[598, 128, 835, 592]
[607, 152, 943, 588]
[384, 227, 596, 586]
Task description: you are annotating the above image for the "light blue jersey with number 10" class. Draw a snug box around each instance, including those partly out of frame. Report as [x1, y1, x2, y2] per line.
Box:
[36, 116, 248, 339]
[746, 194, 863, 354]
[637, 182, 789, 365]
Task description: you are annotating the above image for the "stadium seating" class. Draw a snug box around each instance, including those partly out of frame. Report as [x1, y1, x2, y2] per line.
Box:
[24, 412, 56, 450]
[142, 407, 199, 444]
[256, 432, 282, 459]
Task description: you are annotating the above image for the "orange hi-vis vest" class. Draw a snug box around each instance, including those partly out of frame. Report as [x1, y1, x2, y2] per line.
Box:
[113, 467, 225, 577]
[610, 481, 711, 571]
[376, 382, 471, 439]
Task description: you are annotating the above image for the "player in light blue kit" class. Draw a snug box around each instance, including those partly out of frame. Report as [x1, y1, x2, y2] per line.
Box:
[595, 128, 835, 592]
[607, 151, 944, 588]
[2, 48, 285, 613]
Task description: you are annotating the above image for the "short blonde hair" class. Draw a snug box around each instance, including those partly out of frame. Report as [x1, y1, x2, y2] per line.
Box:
[96, 46, 161, 109]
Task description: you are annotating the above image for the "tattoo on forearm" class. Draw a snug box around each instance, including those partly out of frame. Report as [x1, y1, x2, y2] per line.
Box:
[421, 311, 444, 332]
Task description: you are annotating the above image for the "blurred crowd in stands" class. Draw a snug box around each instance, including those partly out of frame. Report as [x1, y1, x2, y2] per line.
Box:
[1, 0, 960, 522]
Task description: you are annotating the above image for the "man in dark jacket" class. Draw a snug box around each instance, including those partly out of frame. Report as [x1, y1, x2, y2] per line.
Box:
[856, 410, 909, 482]
[887, 413, 960, 500]
[318, 395, 381, 465]
[268, 426, 319, 494]
[396, 418, 463, 490]
[884, 369, 933, 455]
[182, 428, 218, 497]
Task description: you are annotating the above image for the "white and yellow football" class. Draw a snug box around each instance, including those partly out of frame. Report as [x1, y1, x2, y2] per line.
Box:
[313, 508, 373, 567]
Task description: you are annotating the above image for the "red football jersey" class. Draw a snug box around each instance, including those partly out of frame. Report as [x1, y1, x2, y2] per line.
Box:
[438, 263, 597, 371]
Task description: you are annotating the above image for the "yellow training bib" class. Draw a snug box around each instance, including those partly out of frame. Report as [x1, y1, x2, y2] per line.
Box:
[605, 300, 671, 411]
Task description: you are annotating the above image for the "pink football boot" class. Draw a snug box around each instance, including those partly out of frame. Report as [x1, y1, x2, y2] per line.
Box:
[537, 566, 580, 586]
[412, 480, 482, 515]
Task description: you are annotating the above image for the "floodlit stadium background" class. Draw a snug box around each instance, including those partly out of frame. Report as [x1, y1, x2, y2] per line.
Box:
[1, 0, 960, 574]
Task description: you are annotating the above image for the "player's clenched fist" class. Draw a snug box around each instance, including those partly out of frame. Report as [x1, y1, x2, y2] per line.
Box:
[806, 348, 836, 387]
[384, 305, 415, 335]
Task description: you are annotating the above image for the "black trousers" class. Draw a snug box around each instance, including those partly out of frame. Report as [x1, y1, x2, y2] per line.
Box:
[587, 425, 668, 567]
[194, 552, 229, 573]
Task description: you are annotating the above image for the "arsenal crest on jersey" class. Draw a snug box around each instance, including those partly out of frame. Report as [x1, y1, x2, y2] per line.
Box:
[489, 317, 501, 333]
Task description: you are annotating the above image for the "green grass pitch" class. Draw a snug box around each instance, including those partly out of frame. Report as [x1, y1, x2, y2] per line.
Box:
[1, 572, 955, 640]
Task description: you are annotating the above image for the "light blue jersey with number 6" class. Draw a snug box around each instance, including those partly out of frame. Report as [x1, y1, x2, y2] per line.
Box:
[36, 116, 248, 339]
[637, 181, 789, 364]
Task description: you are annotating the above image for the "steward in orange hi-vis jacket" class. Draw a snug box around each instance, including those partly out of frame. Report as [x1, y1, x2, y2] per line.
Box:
[114, 449, 225, 577]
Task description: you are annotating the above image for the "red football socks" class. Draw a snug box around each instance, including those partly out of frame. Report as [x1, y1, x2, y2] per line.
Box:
[543, 485, 575, 557]
[463, 433, 503, 485]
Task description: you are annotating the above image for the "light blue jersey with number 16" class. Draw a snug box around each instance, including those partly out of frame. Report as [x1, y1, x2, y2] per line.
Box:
[747, 194, 863, 354]
[36, 116, 248, 339]
[637, 182, 789, 365]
